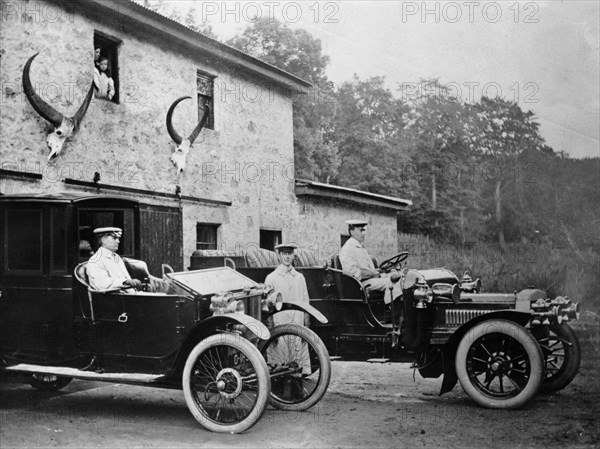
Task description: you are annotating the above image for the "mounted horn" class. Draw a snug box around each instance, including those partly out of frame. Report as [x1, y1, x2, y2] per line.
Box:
[188, 104, 210, 144]
[166, 97, 210, 173]
[23, 53, 95, 161]
[166, 96, 189, 145]
[23, 53, 63, 127]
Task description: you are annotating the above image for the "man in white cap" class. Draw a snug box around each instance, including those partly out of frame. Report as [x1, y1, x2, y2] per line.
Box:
[264, 243, 311, 376]
[339, 219, 402, 304]
[87, 227, 142, 291]
[265, 243, 310, 326]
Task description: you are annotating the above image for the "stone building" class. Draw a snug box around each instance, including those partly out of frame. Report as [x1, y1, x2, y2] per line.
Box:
[0, 0, 410, 272]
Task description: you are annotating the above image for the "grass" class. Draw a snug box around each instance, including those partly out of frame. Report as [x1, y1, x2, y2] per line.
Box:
[397, 233, 600, 312]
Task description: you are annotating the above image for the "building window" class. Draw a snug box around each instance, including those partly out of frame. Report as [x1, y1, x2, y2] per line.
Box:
[196, 223, 219, 250]
[197, 71, 215, 129]
[94, 31, 121, 104]
[260, 229, 282, 252]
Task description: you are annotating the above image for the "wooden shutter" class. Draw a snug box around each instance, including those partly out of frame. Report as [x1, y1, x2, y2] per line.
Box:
[138, 204, 183, 275]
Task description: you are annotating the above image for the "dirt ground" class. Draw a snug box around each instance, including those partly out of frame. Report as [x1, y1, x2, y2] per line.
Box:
[1, 318, 599, 449]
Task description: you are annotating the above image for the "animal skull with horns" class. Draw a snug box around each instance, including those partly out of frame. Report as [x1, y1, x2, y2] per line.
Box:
[23, 53, 95, 161]
[166, 96, 210, 173]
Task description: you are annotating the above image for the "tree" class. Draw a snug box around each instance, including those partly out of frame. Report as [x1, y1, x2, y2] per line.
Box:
[330, 75, 416, 198]
[228, 18, 339, 181]
[399, 79, 483, 242]
[471, 97, 545, 249]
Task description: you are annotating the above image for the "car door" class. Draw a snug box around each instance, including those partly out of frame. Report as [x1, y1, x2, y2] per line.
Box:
[0, 204, 77, 363]
[120, 292, 185, 373]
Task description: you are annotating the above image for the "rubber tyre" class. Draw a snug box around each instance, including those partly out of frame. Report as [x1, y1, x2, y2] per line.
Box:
[29, 374, 73, 391]
[456, 319, 544, 409]
[259, 323, 331, 411]
[538, 324, 581, 393]
[182, 333, 270, 433]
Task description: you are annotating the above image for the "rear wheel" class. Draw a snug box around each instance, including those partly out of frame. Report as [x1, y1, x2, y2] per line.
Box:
[260, 324, 331, 411]
[456, 320, 544, 409]
[182, 333, 270, 433]
[536, 324, 581, 393]
[29, 374, 73, 391]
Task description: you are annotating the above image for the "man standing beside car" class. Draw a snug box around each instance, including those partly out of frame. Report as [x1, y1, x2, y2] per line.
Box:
[265, 243, 311, 327]
[339, 219, 402, 304]
[264, 243, 311, 376]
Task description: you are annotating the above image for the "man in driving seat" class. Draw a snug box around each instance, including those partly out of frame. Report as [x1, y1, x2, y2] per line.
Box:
[87, 227, 169, 293]
[339, 219, 402, 304]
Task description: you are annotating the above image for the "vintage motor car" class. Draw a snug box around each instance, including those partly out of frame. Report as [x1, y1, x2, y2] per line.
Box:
[222, 249, 581, 410]
[0, 193, 331, 433]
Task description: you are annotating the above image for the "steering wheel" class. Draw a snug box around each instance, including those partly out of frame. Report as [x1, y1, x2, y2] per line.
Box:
[378, 251, 409, 272]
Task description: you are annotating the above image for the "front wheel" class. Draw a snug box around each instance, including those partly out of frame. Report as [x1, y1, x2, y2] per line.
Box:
[536, 324, 581, 393]
[29, 374, 73, 391]
[182, 333, 270, 433]
[259, 323, 331, 411]
[455, 319, 544, 409]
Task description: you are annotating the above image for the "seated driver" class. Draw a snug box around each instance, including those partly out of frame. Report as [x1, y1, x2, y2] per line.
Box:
[87, 227, 169, 293]
[339, 219, 402, 304]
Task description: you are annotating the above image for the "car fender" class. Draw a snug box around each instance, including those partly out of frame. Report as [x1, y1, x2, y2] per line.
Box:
[201, 313, 271, 340]
[281, 301, 328, 324]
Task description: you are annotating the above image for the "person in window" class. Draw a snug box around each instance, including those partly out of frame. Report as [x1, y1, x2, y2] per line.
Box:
[93, 56, 115, 101]
[93, 46, 101, 70]
[339, 219, 402, 304]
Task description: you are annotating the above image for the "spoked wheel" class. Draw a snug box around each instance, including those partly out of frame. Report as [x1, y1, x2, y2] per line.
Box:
[536, 324, 581, 393]
[182, 333, 270, 433]
[456, 320, 544, 409]
[29, 374, 73, 391]
[259, 323, 331, 411]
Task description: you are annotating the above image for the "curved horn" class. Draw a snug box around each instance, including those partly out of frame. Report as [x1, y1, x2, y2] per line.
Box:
[22, 53, 64, 127]
[166, 96, 191, 145]
[72, 81, 95, 127]
[188, 104, 210, 144]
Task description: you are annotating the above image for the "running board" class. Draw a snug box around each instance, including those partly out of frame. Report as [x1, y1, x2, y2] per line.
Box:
[4, 363, 169, 386]
[366, 358, 390, 363]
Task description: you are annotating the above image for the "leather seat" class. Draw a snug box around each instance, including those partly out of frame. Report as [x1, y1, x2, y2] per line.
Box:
[74, 262, 91, 289]
[245, 247, 279, 268]
[123, 257, 151, 281]
[331, 255, 342, 269]
[294, 248, 320, 267]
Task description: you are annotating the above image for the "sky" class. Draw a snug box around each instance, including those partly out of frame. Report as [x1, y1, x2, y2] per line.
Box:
[161, 1, 600, 159]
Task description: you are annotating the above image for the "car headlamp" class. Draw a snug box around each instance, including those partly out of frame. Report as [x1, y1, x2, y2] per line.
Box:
[210, 292, 246, 315]
[262, 291, 283, 312]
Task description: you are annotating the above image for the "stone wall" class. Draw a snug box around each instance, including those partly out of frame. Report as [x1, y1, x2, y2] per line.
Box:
[294, 196, 399, 264]
[0, 0, 297, 266]
[0, 0, 404, 269]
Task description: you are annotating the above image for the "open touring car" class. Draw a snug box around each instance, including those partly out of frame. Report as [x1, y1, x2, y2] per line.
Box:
[0, 193, 331, 433]
[204, 248, 581, 410]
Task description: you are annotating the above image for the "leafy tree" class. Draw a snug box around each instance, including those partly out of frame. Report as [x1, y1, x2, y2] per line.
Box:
[228, 18, 339, 181]
[330, 75, 416, 197]
[399, 79, 483, 242]
[471, 97, 545, 249]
